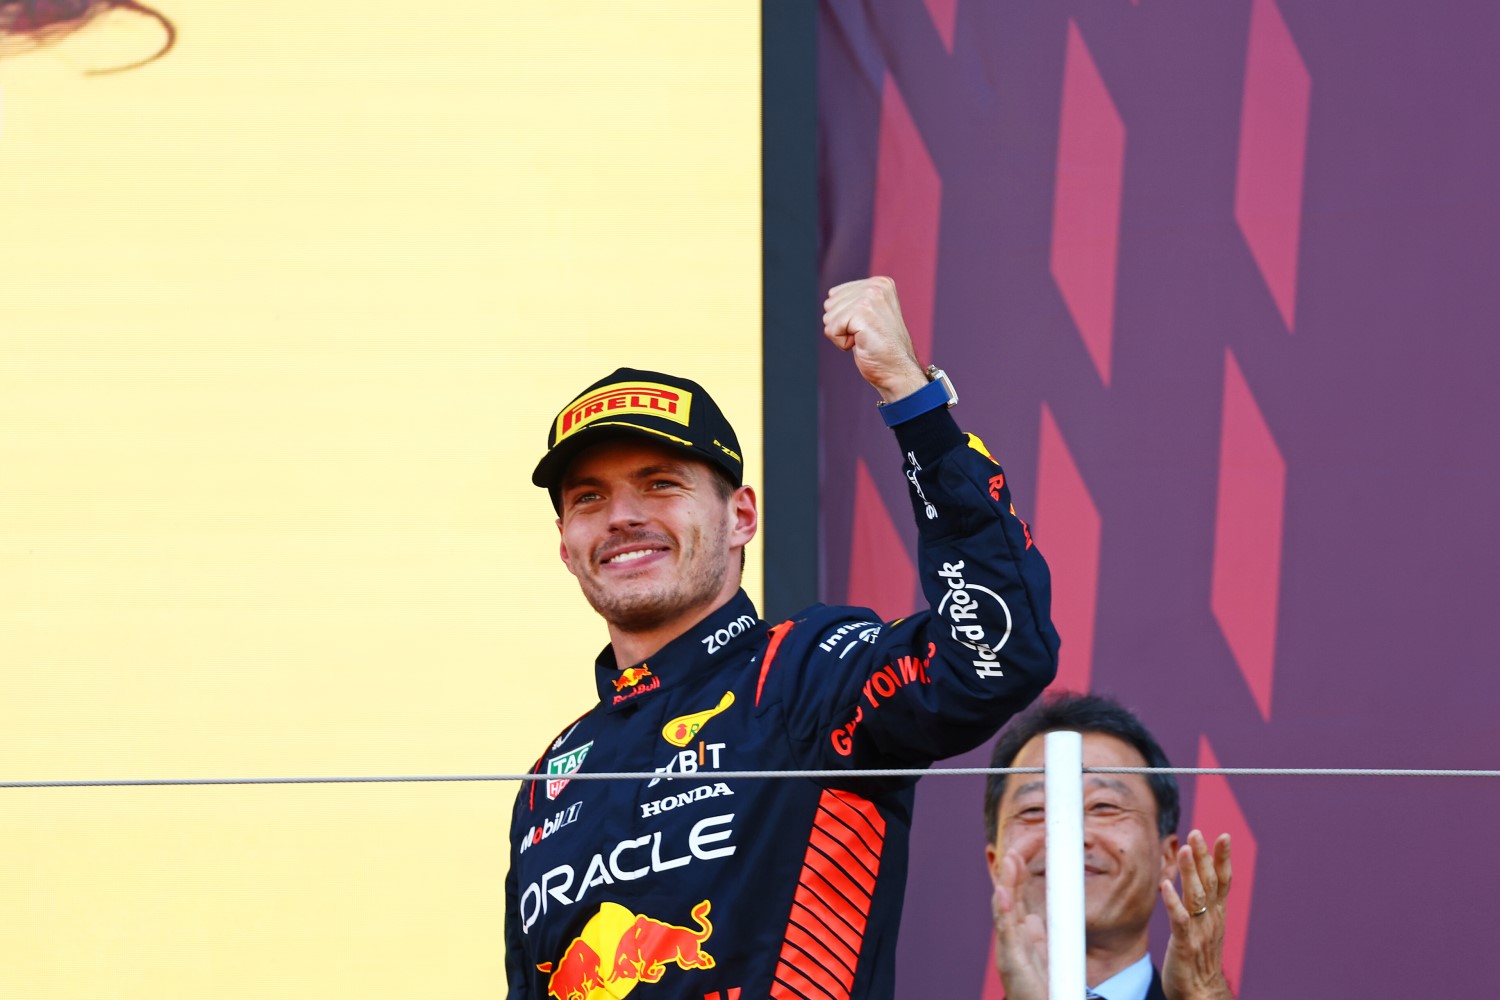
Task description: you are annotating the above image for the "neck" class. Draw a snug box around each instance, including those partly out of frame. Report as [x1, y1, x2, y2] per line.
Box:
[607, 621, 684, 669]
[1085, 935, 1149, 989]
[605, 586, 742, 668]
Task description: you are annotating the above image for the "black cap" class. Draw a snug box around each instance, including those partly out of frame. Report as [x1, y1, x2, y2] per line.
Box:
[532, 368, 744, 497]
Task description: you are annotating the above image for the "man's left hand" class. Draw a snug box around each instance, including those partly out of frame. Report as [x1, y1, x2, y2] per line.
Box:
[1160, 830, 1236, 1000]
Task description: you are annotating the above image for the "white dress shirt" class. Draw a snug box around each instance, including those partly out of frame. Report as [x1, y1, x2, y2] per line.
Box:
[1088, 952, 1153, 1000]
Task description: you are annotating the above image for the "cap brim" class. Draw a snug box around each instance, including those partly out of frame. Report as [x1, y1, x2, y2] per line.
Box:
[531, 422, 701, 490]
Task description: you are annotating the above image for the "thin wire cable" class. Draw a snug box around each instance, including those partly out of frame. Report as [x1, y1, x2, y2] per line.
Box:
[5, 765, 1499, 789]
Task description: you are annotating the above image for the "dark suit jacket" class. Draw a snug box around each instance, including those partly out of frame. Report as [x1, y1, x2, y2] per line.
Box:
[1145, 965, 1167, 1000]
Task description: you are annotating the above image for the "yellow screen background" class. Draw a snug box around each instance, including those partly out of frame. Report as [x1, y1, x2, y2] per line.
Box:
[0, 3, 761, 995]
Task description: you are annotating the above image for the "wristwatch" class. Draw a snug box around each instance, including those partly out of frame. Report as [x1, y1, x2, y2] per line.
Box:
[877, 365, 958, 427]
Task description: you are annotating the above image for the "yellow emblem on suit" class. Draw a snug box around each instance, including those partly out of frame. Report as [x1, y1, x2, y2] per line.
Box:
[662, 692, 735, 747]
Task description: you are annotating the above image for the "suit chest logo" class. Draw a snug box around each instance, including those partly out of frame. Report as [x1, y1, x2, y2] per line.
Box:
[662, 692, 734, 747]
[546, 741, 593, 800]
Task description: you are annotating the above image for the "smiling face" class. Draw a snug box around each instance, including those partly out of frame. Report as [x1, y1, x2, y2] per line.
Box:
[556, 437, 756, 644]
[987, 731, 1179, 955]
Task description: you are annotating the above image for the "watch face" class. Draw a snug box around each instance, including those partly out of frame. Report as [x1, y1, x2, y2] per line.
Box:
[930, 368, 958, 406]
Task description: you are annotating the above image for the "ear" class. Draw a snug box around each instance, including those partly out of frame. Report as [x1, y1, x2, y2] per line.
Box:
[557, 518, 579, 578]
[1158, 832, 1181, 883]
[729, 484, 759, 549]
[984, 841, 1003, 888]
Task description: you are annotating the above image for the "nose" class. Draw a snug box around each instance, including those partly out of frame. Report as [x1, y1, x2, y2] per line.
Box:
[1081, 819, 1100, 848]
[604, 490, 648, 529]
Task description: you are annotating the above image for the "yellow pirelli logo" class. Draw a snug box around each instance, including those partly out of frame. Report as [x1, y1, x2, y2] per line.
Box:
[557, 382, 693, 441]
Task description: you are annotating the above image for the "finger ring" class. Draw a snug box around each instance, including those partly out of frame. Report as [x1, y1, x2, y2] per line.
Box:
[1191, 906, 1209, 917]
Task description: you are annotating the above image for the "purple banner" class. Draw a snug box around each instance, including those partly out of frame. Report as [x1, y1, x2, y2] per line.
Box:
[817, 2, 1500, 996]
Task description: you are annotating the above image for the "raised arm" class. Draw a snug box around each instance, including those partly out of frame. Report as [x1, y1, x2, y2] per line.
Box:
[773, 276, 1059, 767]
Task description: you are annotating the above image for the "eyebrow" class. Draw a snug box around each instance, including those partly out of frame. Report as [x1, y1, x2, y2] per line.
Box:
[1009, 781, 1045, 799]
[1008, 775, 1137, 803]
[632, 462, 693, 481]
[561, 462, 695, 492]
[559, 474, 605, 497]
[1084, 776, 1135, 796]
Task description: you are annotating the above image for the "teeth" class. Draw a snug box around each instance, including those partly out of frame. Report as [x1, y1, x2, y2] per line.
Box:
[607, 549, 656, 564]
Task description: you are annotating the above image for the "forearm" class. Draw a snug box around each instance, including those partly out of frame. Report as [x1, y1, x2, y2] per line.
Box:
[902, 408, 1058, 697]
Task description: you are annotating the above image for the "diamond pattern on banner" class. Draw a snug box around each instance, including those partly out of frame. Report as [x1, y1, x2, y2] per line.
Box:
[871, 74, 942, 366]
[1036, 403, 1101, 694]
[1191, 736, 1257, 995]
[1050, 19, 1126, 386]
[923, 0, 958, 53]
[848, 456, 917, 620]
[1234, 0, 1311, 332]
[1210, 350, 1285, 720]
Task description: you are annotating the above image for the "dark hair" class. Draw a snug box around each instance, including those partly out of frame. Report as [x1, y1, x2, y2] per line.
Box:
[0, 1, 175, 73]
[983, 691, 1180, 843]
[704, 464, 748, 574]
[704, 462, 736, 503]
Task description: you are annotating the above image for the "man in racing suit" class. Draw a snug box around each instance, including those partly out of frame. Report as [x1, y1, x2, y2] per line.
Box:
[506, 277, 1060, 1000]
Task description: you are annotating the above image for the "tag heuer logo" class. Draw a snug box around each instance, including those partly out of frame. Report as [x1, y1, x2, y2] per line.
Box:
[546, 741, 593, 800]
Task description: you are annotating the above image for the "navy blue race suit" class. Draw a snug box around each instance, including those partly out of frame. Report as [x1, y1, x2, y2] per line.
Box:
[505, 407, 1059, 1000]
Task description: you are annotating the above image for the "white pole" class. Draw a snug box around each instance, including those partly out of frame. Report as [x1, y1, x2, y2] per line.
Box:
[1045, 730, 1086, 1000]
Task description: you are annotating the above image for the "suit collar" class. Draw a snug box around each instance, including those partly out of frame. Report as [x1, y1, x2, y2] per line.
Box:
[594, 590, 764, 710]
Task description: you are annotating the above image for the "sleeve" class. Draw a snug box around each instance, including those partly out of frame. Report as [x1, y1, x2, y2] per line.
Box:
[503, 810, 534, 999]
[777, 405, 1060, 769]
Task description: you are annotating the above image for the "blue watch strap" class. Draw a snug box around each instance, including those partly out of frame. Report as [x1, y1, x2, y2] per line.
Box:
[878, 376, 951, 427]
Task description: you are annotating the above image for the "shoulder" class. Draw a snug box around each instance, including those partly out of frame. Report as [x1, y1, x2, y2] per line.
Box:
[537, 709, 593, 758]
[749, 603, 899, 716]
[512, 709, 596, 815]
[766, 604, 888, 660]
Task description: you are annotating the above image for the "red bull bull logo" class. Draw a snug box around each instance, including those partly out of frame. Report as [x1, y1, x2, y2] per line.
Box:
[612, 674, 662, 706]
[537, 939, 605, 1000]
[536, 900, 716, 999]
[613, 666, 653, 692]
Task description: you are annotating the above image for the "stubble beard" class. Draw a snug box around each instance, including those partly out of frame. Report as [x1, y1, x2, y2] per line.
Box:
[580, 520, 731, 634]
